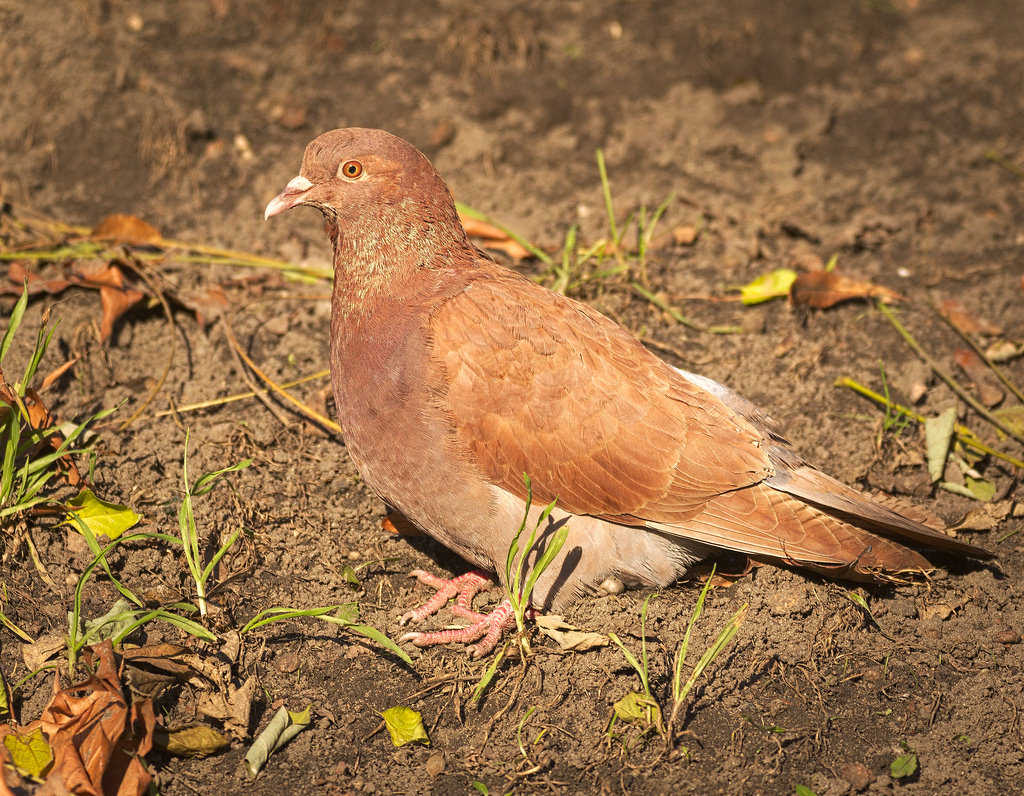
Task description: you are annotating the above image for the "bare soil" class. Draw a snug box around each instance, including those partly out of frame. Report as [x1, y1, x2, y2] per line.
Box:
[2, 1, 1023, 794]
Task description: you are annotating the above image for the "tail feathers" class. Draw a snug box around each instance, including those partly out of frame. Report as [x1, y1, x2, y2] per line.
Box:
[647, 482, 965, 581]
[766, 463, 991, 560]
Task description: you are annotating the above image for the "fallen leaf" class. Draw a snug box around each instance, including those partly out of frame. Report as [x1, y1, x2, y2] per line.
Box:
[63, 488, 140, 541]
[924, 407, 957, 483]
[380, 706, 429, 747]
[790, 269, 902, 308]
[952, 501, 1014, 531]
[21, 634, 66, 672]
[964, 475, 997, 502]
[612, 692, 661, 727]
[458, 212, 531, 262]
[992, 406, 1024, 438]
[196, 675, 257, 740]
[954, 349, 1004, 407]
[2, 726, 53, 779]
[937, 299, 1003, 336]
[3, 262, 72, 296]
[243, 705, 312, 776]
[890, 752, 918, 779]
[0, 641, 158, 796]
[535, 614, 608, 651]
[155, 723, 231, 758]
[90, 214, 162, 245]
[739, 268, 797, 304]
[40, 358, 78, 392]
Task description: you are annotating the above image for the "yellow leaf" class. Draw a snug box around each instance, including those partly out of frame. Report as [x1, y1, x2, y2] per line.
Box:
[380, 706, 429, 747]
[4, 727, 53, 778]
[739, 268, 797, 304]
[63, 488, 140, 540]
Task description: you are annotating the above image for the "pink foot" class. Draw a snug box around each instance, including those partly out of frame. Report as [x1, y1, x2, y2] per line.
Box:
[398, 569, 514, 658]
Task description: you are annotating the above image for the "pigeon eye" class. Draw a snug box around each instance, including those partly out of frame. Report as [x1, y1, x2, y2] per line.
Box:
[339, 160, 363, 179]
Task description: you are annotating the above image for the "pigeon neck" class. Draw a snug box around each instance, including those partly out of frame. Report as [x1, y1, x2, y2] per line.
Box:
[329, 200, 470, 310]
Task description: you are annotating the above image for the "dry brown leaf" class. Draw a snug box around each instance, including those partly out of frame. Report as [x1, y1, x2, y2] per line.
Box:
[68, 263, 145, 342]
[90, 214, 162, 246]
[382, 511, 427, 536]
[40, 359, 78, 393]
[1, 641, 156, 796]
[176, 283, 229, 329]
[789, 269, 902, 308]
[195, 676, 257, 740]
[3, 261, 72, 296]
[954, 348, 1004, 407]
[458, 212, 531, 261]
[0, 378, 82, 487]
[938, 299, 1003, 336]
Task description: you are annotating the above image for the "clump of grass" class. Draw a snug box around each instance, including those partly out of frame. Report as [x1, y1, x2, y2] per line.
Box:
[1, 286, 113, 527]
[474, 475, 569, 702]
[608, 568, 747, 747]
[542, 150, 674, 298]
[177, 430, 251, 617]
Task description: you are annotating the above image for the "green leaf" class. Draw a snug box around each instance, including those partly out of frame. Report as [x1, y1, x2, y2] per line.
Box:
[612, 691, 661, 726]
[739, 268, 798, 304]
[992, 406, 1024, 438]
[891, 752, 918, 779]
[925, 407, 957, 483]
[4, 727, 53, 778]
[380, 706, 430, 747]
[63, 488, 140, 540]
[795, 785, 819, 796]
[964, 475, 996, 502]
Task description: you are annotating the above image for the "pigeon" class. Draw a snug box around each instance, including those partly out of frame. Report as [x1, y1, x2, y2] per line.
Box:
[265, 128, 989, 656]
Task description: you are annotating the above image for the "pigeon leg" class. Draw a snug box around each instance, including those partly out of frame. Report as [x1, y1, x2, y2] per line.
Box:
[398, 569, 514, 658]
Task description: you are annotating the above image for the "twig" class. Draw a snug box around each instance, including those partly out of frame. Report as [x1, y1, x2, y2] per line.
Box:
[117, 257, 176, 431]
[150, 370, 330, 418]
[23, 528, 61, 594]
[835, 376, 1024, 469]
[878, 303, 1024, 445]
[985, 148, 1024, 180]
[222, 315, 341, 434]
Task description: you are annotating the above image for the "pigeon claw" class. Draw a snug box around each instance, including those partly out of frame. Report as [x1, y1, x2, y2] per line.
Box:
[400, 599, 514, 659]
[398, 569, 493, 625]
[398, 569, 513, 656]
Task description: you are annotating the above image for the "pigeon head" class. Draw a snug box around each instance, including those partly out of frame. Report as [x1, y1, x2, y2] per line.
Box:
[265, 128, 466, 276]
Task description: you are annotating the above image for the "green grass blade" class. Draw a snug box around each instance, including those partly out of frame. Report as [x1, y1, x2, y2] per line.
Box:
[595, 150, 619, 244]
[472, 641, 509, 703]
[324, 618, 413, 665]
[0, 283, 28, 364]
[608, 632, 649, 696]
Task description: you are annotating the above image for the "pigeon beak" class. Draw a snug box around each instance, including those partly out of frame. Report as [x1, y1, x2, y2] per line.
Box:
[264, 175, 314, 220]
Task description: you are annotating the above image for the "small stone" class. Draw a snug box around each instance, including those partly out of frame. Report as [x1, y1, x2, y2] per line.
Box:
[841, 761, 873, 791]
[425, 752, 445, 777]
[920, 603, 954, 621]
[275, 651, 300, 673]
[672, 225, 698, 245]
[995, 628, 1021, 645]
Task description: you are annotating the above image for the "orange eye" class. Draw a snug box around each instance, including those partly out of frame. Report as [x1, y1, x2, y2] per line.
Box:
[339, 160, 363, 179]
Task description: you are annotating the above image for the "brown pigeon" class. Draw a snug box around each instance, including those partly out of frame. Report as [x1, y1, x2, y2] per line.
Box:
[265, 128, 988, 656]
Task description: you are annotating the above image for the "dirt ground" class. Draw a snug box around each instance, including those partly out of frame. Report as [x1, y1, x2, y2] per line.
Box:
[2, 0, 1024, 793]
